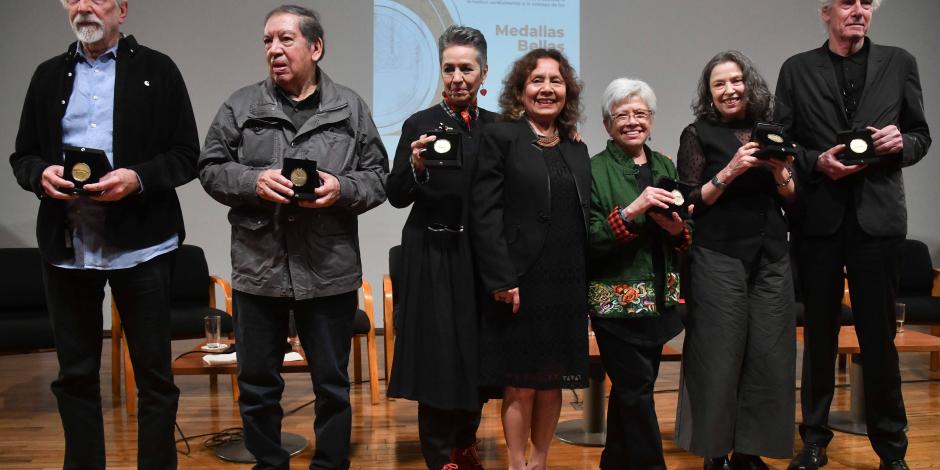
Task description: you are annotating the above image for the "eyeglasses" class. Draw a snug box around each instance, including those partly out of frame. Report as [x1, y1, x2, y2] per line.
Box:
[612, 109, 653, 124]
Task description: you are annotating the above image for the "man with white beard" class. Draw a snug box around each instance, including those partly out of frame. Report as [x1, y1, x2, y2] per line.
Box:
[9, 1, 199, 468]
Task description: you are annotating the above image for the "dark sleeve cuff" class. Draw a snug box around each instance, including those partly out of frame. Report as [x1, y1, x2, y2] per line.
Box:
[410, 159, 429, 185]
[608, 206, 639, 243]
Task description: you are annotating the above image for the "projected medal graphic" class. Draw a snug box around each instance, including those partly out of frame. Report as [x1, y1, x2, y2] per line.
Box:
[373, 0, 580, 157]
[373, 0, 459, 153]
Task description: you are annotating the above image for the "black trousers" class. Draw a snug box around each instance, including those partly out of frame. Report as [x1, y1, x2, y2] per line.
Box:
[676, 246, 796, 459]
[233, 290, 357, 470]
[797, 210, 907, 461]
[594, 327, 666, 470]
[417, 402, 482, 469]
[41, 253, 179, 470]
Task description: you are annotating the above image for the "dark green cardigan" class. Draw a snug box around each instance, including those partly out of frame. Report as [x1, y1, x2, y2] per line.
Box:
[588, 140, 688, 318]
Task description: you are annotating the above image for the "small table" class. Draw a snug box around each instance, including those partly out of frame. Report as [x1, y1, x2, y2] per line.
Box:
[555, 334, 682, 447]
[174, 342, 310, 462]
[796, 326, 940, 435]
[173, 341, 310, 382]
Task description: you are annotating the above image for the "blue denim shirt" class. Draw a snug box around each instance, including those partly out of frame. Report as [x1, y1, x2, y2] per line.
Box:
[57, 43, 177, 270]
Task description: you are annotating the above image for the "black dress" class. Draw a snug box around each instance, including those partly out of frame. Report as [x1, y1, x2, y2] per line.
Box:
[386, 103, 497, 411]
[479, 146, 589, 390]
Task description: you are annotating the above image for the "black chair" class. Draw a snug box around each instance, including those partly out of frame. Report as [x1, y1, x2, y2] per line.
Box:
[896, 239, 940, 369]
[382, 245, 402, 380]
[111, 244, 234, 415]
[0, 248, 55, 353]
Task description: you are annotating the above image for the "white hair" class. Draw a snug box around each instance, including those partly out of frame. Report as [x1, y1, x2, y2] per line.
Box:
[818, 0, 882, 12]
[60, 0, 127, 8]
[601, 78, 657, 124]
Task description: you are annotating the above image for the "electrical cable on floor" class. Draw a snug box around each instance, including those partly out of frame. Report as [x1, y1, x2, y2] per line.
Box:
[568, 388, 581, 409]
[285, 397, 316, 416]
[172, 397, 315, 455]
[175, 422, 243, 456]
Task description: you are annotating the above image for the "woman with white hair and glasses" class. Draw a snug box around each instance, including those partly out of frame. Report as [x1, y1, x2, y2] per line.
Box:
[588, 78, 689, 470]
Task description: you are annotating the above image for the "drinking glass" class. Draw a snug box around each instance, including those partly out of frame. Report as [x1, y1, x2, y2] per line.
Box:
[204, 315, 224, 350]
[895, 303, 906, 334]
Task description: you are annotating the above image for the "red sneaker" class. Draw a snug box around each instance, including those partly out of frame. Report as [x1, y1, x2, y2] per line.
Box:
[451, 444, 484, 470]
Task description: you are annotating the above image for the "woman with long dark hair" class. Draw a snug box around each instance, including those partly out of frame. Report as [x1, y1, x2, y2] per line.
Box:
[470, 48, 590, 470]
[674, 50, 797, 470]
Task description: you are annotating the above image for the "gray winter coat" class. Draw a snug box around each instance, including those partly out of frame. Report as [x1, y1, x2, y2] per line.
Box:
[199, 69, 388, 299]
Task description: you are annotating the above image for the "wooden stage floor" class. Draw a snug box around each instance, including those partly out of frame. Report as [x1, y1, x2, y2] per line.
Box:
[1, 331, 938, 469]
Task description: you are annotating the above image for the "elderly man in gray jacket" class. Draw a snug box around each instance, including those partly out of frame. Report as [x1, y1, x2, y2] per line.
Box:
[198, 5, 387, 469]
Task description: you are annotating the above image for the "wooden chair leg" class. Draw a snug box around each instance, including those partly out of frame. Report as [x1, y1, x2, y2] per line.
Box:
[353, 336, 363, 383]
[231, 374, 240, 402]
[122, 335, 136, 416]
[366, 328, 380, 405]
[384, 330, 394, 381]
[837, 353, 847, 371]
[382, 275, 395, 381]
[931, 326, 940, 370]
[110, 304, 122, 399]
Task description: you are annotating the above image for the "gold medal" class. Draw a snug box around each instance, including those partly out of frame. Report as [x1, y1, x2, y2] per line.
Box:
[433, 139, 452, 154]
[767, 133, 784, 144]
[72, 163, 91, 182]
[850, 138, 868, 154]
[671, 189, 685, 206]
[290, 168, 308, 187]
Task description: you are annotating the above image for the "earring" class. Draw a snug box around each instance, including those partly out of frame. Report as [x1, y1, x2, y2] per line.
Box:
[480, 87, 487, 96]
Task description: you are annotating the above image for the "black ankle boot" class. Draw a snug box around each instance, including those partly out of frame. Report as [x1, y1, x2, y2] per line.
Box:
[705, 456, 732, 470]
[787, 444, 828, 470]
[730, 453, 770, 470]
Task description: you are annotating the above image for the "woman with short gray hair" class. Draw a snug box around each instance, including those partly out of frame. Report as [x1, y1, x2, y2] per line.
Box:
[386, 24, 494, 470]
[589, 77, 688, 469]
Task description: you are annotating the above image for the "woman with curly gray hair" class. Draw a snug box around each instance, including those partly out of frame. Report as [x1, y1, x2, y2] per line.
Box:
[674, 50, 797, 470]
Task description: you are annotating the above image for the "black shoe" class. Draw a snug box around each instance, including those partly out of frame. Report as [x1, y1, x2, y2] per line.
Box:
[879, 460, 909, 470]
[730, 453, 770, 470]
[705, 456, 732, 470]
[787, 444, 828, 470]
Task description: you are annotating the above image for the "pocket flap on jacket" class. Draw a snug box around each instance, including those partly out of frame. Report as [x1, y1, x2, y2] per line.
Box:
[228, 211, 270, 230]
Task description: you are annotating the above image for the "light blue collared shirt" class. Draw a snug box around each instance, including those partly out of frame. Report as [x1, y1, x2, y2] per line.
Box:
[57, 42, 177, 270]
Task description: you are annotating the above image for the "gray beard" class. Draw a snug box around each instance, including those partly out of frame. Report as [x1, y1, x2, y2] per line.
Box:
[74, 24, 105, 44]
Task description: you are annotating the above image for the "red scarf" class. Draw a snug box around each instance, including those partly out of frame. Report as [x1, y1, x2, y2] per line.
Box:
[442, 92, 477, 130]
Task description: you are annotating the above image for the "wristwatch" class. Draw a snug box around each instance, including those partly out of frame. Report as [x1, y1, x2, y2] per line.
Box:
[711, 174, 728, 190]
[619, 207, 633, 224]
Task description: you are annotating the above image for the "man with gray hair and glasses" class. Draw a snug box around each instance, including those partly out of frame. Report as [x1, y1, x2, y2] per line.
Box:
[10, 0, 199, 468]
[774, 1, 930, 469]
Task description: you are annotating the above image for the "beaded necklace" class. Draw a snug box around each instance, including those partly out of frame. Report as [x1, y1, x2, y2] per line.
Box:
[526, 118, 560, 148]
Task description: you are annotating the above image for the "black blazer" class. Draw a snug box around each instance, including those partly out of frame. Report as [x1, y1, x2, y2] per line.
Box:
[387, 103, 497, 225]
[470, 119, 591, 294]
[10, 35, 199, 262]
[774, 38, 931, 238]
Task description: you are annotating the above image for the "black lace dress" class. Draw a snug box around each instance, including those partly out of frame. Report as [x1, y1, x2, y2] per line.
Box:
[479, 146, 589, 390]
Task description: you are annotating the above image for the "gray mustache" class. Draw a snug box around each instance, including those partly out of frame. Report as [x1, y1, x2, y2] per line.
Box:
[72, 13, 103, 29]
